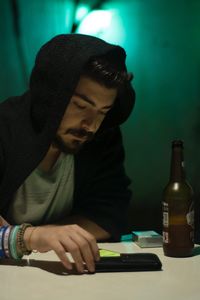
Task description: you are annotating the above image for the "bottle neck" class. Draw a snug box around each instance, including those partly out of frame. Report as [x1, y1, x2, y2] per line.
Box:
[170, 146, 186, 182]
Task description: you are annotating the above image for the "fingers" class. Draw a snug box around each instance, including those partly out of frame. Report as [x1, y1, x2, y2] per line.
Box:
[68, 231, 96, 273]
[75, 226, 100, 262]
[63, 236, 86, 273]
[62, 225, 98, 273]
[53, 241, 73, 271]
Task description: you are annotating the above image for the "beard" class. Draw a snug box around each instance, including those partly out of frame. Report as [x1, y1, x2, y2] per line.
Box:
[52, 128, 94, 154]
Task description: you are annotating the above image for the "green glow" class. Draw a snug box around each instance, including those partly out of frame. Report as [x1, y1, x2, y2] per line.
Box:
[77, 10, 113, 35]
[76, 9, 125, 45]
[75, 4, 90, 23]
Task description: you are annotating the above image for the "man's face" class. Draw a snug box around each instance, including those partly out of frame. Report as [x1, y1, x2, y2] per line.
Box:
[53, 76, 117, 154]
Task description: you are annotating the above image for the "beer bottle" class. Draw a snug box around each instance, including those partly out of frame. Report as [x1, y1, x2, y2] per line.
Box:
[162, 140, 194, 257]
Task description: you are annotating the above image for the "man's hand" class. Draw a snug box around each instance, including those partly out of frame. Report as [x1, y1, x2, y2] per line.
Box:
[24, 224, 100, 273]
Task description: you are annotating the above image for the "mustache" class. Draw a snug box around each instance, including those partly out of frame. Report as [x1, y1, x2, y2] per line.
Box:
[67, 128, 94, 141]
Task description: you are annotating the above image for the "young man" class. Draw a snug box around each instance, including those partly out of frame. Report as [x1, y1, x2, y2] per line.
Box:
[0, 34, 135, 273]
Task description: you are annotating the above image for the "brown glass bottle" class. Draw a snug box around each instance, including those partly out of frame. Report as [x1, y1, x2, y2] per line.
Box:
[162, 140, 194, 257]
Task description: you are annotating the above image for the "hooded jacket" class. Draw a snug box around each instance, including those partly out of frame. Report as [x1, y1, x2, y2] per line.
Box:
[0, 34, 135, 240]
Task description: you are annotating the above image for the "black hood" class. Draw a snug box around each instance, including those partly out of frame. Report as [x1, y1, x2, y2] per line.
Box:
[29, 34, 135, 135]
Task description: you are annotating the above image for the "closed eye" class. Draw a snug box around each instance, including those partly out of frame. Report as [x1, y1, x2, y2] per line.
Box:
[73, 101, 86, 109]
[100, 108, 111, 116]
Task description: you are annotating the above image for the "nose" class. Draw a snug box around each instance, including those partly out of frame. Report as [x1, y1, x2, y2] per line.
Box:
[81, 111, 100, 133]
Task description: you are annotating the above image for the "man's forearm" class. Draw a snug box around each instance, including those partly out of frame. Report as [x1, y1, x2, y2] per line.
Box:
[0, 215, 9, 226]
[57, 215, 111, 241]
[0, 214, 110, 241]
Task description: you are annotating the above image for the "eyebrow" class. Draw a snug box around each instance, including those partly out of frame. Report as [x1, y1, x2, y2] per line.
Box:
[74, 92, 113, 110]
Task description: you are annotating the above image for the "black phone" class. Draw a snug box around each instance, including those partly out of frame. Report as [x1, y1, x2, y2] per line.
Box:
[95, 253, 162, 272]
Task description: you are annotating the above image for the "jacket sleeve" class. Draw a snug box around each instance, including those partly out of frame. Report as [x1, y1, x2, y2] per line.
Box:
[0, 139, 5, 214]
[73, 127, 132, 241]
[0, 140, 3, 185]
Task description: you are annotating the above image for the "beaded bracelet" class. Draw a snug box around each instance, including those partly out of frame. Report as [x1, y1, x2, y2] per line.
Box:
[17, 223, 32, 255]
[1, 224, 35, 259]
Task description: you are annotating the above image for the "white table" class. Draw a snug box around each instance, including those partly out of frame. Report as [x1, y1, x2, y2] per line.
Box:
[0, 242, 200, 300]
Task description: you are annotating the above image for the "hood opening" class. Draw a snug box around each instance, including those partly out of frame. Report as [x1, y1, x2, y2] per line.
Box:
[29, 34, 135, 135]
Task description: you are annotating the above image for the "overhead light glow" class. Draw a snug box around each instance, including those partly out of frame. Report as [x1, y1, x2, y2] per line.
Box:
[77, 10, 113, 36]
[76, 9, 126, 44]
[75, 4, 90, 23]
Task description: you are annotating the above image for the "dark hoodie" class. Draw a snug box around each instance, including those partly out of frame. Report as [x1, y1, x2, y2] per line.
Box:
[0, 34, 135, 240]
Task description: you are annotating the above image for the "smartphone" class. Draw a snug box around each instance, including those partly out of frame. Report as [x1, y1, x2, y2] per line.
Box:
[95, 253, 162, 272]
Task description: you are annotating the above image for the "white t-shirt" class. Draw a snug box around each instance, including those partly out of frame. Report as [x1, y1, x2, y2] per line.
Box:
[7, 153, 74, 224]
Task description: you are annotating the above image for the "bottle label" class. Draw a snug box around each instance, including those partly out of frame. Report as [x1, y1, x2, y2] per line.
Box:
[162, 202, 169, 227]
[186, 202, 194, 228]
[186, 201, 194, 243]
[162, 200, 194, 246]
[163, 231, 169, 243]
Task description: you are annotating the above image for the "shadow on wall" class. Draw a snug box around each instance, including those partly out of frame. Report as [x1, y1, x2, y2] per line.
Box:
[193, 104, 200, 244]
[128, 202, 162, 235]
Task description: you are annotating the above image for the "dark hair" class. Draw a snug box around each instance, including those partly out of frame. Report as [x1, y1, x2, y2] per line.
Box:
[82, 56, 133, 90]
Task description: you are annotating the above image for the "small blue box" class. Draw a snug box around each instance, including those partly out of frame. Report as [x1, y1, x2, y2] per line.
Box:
[132, 230, 163, 248]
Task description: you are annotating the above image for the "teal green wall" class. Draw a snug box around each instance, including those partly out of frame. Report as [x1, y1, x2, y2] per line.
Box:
[0, 0, 200, 237]
[0, 0, 75, 99]
[102, 0, 200, 234]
